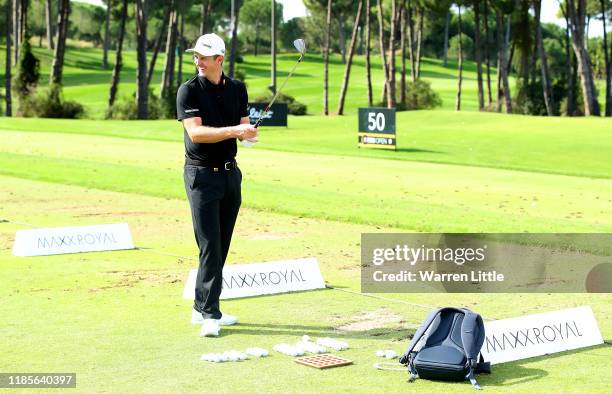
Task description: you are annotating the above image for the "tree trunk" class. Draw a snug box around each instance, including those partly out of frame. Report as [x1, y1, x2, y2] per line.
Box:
[20, 0, 27, 42]
[103, 0, 111, 69]
[602, 0, 611, 116]
[324, 0, 332, 115]
[160, 3, 177, 99]
[484, 0, 493, 107]
[271, 0, 276, 92]
[495, 10, 512, 113]
[135, 0, 148, 119]
[50, 0, 70, 85]
[377, 0, 390, 105]
[5, 0, 12, 116]
[228, 0, 242, 78]
[338, 0, 363, 114]
[415, 7, 423, 79]
[13, 0, 20, 66]
[108, 0, 128, 114]
[400, 1, 406, 105]
[45, 0, 54, 50]
[254, 24, 259, 56]
[567, 0, 601, 116]
[147, 4, 170, 87]
[407, 0, 416, 82]
[443, 9, 450, 67]
[387, 0, 396, 108]
[365, 0, 373, 106]
[562, 4, 575, 116]
[456, 5, 463, 111]
[200, 0, 211, 35]
[338, 14, 347, 64]
[177, 8, 184, 86]
[534, 0, 555, 116]
[474, 0, 484, 111]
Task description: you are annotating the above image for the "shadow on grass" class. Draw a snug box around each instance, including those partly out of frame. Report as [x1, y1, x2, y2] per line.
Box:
[394, 148, 445, 154]
[480, 344, 612, 387]
[221, 322, 414, 341]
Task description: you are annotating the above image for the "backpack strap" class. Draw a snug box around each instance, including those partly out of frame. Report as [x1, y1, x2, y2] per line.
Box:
[461, 311, 486, 390]
[399, 308, 444, 383]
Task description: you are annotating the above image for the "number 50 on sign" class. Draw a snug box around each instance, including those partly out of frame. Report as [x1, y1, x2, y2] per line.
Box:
[358, 108, 396, 150]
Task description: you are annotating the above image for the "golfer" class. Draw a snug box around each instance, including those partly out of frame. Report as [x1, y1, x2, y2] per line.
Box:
[176, 33, 257, 337]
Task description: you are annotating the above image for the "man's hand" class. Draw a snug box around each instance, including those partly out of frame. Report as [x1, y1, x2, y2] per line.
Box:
[234, 123, 258, 142]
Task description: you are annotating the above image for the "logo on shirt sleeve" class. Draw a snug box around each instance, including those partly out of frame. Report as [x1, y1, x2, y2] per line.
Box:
[184, 108, 200, 113]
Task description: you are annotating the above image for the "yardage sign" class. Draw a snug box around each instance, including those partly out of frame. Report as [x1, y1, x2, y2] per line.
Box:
[358, 107, 396, 150]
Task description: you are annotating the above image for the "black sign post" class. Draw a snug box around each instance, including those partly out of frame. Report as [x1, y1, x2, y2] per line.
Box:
[358, 107, 396, 150]
[248, 103, 288, 127]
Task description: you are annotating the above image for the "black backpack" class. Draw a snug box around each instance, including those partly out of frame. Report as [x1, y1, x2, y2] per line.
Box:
[399, 307, 491, 389]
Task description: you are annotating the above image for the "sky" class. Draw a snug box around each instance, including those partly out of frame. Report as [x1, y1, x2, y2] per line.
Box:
[76, 0, 604, 37]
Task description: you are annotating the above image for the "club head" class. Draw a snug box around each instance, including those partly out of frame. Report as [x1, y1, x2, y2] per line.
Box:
[293, 39, 306, 56]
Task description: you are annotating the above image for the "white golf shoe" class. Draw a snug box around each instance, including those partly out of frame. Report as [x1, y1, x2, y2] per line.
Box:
[200, 319, 220, 337]
[192, 308, 238, 326]
[219, 313, 238, 326]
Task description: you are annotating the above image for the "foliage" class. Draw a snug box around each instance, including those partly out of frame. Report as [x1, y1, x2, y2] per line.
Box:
[13, 35, 40, 116]
[70, 2, 107, 46]
[32, 83, 85, 119]
[448, 33, 474, 61]
[392, 79, 442, 111]
[253, 91, 307, 115]
[107, 91, 161, 120]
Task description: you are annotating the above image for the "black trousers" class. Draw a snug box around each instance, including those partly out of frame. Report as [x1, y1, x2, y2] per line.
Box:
[184, 164, 242, 319]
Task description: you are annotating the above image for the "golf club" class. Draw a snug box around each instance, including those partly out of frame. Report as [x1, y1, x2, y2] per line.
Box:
[254, 38, 306, 128]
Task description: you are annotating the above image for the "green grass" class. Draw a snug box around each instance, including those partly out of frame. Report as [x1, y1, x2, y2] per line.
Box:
[1, 42, 612, 392]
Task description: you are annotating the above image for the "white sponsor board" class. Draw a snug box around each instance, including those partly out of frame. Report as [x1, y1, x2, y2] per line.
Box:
[183, 257, 326, 300]
[482, 306, 603, 364]
[12, 223, 134, 257]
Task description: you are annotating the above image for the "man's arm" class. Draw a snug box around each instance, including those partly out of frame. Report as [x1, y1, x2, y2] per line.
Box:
[182, 117, 257, 143]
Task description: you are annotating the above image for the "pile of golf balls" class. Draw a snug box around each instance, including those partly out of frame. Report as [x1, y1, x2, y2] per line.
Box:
[316, 337, 349, 351]
[273, 343, 305, 357]
[375, 349, 398, 359]
[201, 350, 248, 363]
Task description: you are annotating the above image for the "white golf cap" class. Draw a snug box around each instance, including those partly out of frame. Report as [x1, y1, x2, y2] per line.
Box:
[186, 33, 226, 56]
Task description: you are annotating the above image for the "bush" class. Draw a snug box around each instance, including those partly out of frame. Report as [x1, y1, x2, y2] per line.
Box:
[33, 85, 85, 118]
[107, 91, 162, 120]
[448, 34, 474, 61]
[13, 34, 40, 116]
[378, 80, 442, 111]
[252, 91, 308, 115]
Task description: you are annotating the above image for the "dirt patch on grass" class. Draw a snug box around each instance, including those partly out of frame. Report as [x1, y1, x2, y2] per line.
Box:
[334, 308, 405, 332]
[88, 270, 183, 292]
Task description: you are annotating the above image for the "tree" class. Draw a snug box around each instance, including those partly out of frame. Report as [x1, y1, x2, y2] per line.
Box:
[494, 0, 513, 113]
[271, 0, 276, 93]
[365, 0, 373, 106]
[160, 1, 177, 100]
[45, 0, 54, 50]
[228, 0, 242, 78]
[50, 0, 70, 85]
[456, 3, 464, 111]
[376, 0, 390, 105]
[474, 0, 485, 110]
[400, 0, 407, 105]
[14, 34, 40, 116]
[147, 4, 170, 87]
[601, 0, 611, 115]
[13, 0, 21, 65]
[108, 0, 128, 115]
[443, 9, 450, 67]
[560, 1, 576, 115]
[200, 0, 213, 35]
[5, 0, 13, 116]
[135, 0, 148, 119]
[387, 0, 397, 108]
[337, 0, 363, 114]
[534, 0, 555, 115]
[103, 0, 111, 69]
[241, 0, 282, 56]
[323, 0, 331, 114]
[483, 0, 493, 107]
[567, 0, 601, 115]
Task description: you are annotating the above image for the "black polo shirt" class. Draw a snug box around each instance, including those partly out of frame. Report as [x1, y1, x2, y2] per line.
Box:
[176, 73, 249, 166]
